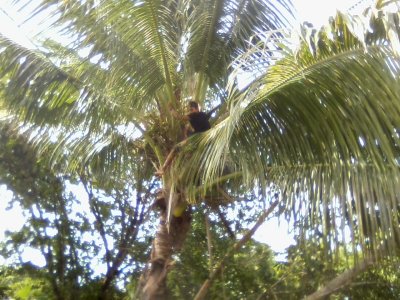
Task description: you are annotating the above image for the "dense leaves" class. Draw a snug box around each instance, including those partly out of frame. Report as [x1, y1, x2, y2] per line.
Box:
[178, 2, 400, 258]
[0, 123, 154, 299]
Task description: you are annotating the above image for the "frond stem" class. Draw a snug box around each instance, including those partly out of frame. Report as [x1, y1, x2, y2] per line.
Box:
[195, 0, 224, 103]
[148, 0, 174, 103]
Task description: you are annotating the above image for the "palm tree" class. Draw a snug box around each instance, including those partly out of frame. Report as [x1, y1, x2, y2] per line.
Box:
[1, 0, 400, 298]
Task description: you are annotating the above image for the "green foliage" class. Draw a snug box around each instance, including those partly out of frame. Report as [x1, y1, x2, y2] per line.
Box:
[0, 123, 155, 299]
[167, 207, 277, 300]
[0, 265, 54, 300]
[270, 241, 400, 299]
[339, 259, 400, 299]
[177, 2, 400, 259]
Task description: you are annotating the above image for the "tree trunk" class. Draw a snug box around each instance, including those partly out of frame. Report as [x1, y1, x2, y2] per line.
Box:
[137, 190, 192, 300]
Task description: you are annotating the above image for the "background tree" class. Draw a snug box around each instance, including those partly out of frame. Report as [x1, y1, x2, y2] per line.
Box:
[0, 122, 155, 299]
[0, 264, 53, 300]
[166, 195, 276, 299]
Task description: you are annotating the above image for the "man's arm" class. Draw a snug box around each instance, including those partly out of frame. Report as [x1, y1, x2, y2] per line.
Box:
[169, 104, 190, 121]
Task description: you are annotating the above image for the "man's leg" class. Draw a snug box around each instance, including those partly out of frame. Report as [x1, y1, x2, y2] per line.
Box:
[155, 140, 186, 176]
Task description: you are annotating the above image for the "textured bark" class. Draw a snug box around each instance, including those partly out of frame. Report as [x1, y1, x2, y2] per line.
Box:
[138, 191, 191, 300]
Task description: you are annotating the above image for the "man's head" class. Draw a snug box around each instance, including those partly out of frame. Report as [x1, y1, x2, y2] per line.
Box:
[188, 101, 200, 113]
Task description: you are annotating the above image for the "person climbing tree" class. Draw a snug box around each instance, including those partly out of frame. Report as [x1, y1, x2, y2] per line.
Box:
[155, 101, 211, 176]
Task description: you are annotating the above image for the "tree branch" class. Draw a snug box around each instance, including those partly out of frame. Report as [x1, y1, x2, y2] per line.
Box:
[305, 256, 375, 300]
[81, 175, 112, 270]
[215, 207, 235, 240]
[205, 213, 213, 273]
[194, 200, 279, 300]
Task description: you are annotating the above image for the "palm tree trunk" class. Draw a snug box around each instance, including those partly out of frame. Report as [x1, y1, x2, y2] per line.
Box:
[137, 190, 191, 300]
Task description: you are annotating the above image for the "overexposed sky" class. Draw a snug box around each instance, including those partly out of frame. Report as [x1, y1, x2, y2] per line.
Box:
[293, 0, 372, 26]
[0, 0, 373, 45]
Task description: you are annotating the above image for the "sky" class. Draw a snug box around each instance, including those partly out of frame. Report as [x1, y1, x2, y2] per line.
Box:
[293, 0, 373, 25]
[0, 0, 374, 265]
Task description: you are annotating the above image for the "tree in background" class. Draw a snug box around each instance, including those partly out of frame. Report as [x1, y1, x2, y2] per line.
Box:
[266, 240, 400, 299]
[166, 206, 277, 300]
[0, 0, 400, 298]
[0, 123, 154, 299]
[0, 264, 53, 300]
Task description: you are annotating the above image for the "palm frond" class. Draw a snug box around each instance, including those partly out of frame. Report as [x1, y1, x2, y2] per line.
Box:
[0, 34, 158, 174]
[13, 0, 179, 106]
[184, 0, 294, 104]
[0, 34, 151, 125]
[178, 7, 400, 255]
[98, 0, 178, 102]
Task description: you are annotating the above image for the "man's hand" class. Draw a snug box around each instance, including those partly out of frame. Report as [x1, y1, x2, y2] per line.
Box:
[169, 103, 189, 121]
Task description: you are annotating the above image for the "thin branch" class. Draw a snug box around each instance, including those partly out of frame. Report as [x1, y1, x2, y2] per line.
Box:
[80, 174, 112, 270]
[29, 206, 62, 299]
[194, 200, 279, 300]
[215, 207, 235, 240]
[205, 212, 213, 273]
[99, 177, 156, 296]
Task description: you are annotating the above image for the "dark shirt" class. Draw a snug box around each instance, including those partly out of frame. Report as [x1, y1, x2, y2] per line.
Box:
[188, 111, 211, 133]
